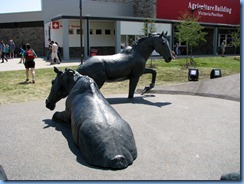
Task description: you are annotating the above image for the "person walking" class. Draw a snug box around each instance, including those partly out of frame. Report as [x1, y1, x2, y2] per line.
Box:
[55, 42, 62, 63]
[5, 44, 10, 59]
[0, 40, 8, 63]
[175, 42, 180, 55]
[46, 38, 52, 62]
[51, 41, 60, 64]
[19, 45, 26, 64]
[9, 39, 15, 59]
[221, 40, 226, 57]
[24, 43, 37, 83]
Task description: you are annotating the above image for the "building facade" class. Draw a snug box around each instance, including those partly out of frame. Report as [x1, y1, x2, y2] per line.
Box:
[0, 0, 240, 60]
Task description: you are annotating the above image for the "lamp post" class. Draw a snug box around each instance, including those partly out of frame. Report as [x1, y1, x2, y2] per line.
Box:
[79, 0, 83, 64]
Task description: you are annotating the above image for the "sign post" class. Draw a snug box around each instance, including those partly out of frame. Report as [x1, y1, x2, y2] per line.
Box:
[80, 0, 83, 64]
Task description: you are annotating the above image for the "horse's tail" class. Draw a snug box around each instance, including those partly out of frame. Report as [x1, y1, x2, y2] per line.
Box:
[110, 155, 129, 169]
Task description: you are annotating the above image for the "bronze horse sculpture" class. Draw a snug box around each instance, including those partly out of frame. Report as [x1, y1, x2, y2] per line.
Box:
[77, 31, 173, 98]
[46, 67, 137, 169]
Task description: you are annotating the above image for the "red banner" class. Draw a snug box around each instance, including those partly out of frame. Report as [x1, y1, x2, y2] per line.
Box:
[157, 0, 240, 25]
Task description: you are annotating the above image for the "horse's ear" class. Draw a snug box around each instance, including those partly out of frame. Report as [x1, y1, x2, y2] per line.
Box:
[160, 31, 168, 38]
[66, 68, 75, 75]
[70, 69, 76, 74]
[54, 66, 60, 74]
[160, 31, 164, 38]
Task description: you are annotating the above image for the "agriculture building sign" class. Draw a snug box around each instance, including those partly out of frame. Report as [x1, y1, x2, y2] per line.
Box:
[157, 0, 240, 25]
[188, 2, 232, 17]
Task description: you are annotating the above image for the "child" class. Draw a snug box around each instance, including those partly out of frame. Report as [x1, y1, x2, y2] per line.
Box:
[19, 45, 26, 63]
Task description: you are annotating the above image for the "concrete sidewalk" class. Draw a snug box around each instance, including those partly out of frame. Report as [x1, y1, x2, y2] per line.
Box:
[0, 56, 240, 180]
[142, 73, 240, 102]
[0, 93, 240, 180]
[0, 57, 81, 71]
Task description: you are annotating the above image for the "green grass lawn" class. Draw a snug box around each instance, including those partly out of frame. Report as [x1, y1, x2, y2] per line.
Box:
[0, 56, 240, 105]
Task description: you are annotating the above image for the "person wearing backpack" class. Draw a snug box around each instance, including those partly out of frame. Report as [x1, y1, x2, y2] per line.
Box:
[24, 43, 37, 83]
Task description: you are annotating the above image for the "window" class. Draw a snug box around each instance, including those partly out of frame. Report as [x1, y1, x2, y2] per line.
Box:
[96, 29, 102, 35]
[69, 29, 74, 35]
[105, 29, 111, 35]
[77, 29, 83, 35]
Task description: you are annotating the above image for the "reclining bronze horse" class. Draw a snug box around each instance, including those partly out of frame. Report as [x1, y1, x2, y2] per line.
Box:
[46, 67, 137, 169]
[77, 31, 173, 98]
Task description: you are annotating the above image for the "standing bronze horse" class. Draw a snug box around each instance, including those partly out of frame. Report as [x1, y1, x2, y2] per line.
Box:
[77, 31, 173, 98]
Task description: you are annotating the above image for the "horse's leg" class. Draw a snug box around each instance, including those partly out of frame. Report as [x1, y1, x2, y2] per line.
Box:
[96, 81, 105, 89]
[52, 110, 71, 127]
[141, 68, 157, 95]
[128, 77, 140, 98]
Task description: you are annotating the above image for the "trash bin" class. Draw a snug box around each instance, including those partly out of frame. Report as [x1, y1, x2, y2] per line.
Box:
[90, 49, 98, 56]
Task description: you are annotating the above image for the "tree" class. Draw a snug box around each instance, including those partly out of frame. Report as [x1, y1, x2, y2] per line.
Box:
[176, 12, 207, 58]
[142, 19, 157, 36]
[230, 26, 240, 55]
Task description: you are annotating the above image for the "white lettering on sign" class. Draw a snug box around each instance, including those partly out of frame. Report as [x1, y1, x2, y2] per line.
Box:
[198, 11, 223, 17]
[188, 2, 232, 18]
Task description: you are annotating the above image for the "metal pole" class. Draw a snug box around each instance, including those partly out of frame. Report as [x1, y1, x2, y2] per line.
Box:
[79, 0, 83, 64]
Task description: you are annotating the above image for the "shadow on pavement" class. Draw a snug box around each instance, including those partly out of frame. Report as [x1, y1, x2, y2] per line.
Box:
[42, 119, 111, 171]
[106, 95, 171, 108]
[42, 119, 89, 168]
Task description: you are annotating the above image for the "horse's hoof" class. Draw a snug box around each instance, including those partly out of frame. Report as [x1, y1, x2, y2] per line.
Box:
[111, 155, 128, 169]
[141, 86, 150, 95]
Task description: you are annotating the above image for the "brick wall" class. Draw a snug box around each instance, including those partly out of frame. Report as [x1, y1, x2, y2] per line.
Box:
[0, 26, 45, 56]
[133, 0, 157, 18]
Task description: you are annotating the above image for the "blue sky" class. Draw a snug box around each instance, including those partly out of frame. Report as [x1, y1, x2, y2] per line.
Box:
[0, 0, 41, 14]
[0, 0, 243, 14]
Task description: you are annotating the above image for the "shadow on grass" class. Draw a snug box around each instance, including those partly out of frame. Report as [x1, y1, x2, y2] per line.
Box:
[18, 81, 32, 85]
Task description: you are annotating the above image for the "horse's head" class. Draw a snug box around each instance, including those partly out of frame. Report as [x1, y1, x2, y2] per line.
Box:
[153, 31, 173, 63]
[46, 67, 77, 110]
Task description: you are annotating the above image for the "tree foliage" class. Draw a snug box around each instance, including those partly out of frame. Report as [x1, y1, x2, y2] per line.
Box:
[230, 25, 240, 54]
[176, 12, 207, 56]
[142, 19, 157, 36]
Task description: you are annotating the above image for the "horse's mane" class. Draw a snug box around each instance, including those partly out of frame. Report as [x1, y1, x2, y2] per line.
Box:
[64, 68, 92, 86]
[120, 33, 167, 54]
[64, 69, 98, 94]
[131, 33, 162, 48]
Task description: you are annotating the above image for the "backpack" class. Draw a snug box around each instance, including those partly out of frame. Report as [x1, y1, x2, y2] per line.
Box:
[25, 49, 35, 61]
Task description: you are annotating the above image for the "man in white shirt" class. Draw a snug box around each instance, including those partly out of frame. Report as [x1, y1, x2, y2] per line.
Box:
[51, 41, 60, 64]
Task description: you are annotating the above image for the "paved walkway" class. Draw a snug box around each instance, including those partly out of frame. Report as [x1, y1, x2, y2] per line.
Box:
[0, 57, 241, 180]
[0, 94, 240, 180]
[0, 57, 81, 71]
[144, 73, 240, 102]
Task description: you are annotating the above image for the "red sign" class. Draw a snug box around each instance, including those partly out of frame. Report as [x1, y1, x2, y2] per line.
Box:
[157, 0, 240, 25]
[52, 22, 60, 29]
